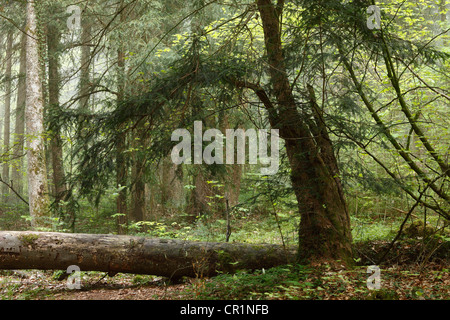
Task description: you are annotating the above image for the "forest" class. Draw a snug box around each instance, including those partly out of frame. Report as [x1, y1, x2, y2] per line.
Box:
[0, 0, 449, 302]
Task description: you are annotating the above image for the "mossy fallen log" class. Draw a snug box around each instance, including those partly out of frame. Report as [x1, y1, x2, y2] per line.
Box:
[0, 231, 296, 279]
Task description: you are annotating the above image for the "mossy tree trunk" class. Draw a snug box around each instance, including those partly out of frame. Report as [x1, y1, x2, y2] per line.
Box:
[0, 231, 296, 279]
[255, 0, 353, 265]
[25, 0, 51, 228]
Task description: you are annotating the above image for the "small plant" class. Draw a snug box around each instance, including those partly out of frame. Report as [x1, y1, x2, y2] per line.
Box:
[132, 275, 156, 286]
[183, 264, 312, 300]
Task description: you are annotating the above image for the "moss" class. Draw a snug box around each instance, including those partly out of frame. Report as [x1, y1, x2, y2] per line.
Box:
[404, 221, 435, 238]
[366, 289, 399, 300]
[216, 249, 240, 273]
[19, 233, 40, 246]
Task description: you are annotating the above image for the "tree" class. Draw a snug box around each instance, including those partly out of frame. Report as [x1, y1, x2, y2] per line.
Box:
[25, 0, 50, 228]
[116, 0, 129, 234]
[248, 0, 353, 264]
[47, 10, 68, 207]
[11, 30, 27, 203]
[1, 30, 13, 200]
[79, 6, 92, 112]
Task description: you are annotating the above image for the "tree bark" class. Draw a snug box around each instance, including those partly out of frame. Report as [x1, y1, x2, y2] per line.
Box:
[160, 156, 185, 212]
[130, 123, 147, 223]
[25, 0, 51, 228]
[79, 12, 92, 111]
[116, 0, 128, 234]
[256, 0, 353, 264]
[0, 34, 3, 151]
[11, 31, 27, 203]
[0, 231, 295, 279]
[1, 31, 14, 199]
[47, 21, 68, 206]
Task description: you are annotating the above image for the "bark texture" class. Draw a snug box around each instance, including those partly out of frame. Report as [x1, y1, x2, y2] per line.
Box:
[116, 0, 128, 234]
[11, 31, 27, 202]
[1, 31, 13, 199]
[0, 231, 295, 278]
[26, 0, 51, 227]
[47, 21, 68, 205]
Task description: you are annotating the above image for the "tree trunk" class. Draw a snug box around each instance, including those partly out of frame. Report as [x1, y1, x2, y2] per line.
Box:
[221, 114, 242, 208]
[25, 0, 51, 228]
[79, 13, 92, 111]
[0, 34, 3, 151]
[116, 0, 128, 234]
[47, 21, 68, 206]
[130, 123, 147, 223]
[160, 156, 185, 212]
[0, 231, 295, 279]
[256, 0, 352, 264]
[11, 31, 27, 203]
[186, 169, 214, 220]
[1, 31, 13, 200]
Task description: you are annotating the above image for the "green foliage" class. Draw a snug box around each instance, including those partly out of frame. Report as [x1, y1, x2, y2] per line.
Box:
[132, 275, 158, 286]
[184, 264, 313, 300]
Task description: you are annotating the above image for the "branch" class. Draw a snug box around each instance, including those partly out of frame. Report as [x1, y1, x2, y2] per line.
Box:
[377, 172, 443, 264]
[0, 175, 29, 206]
[398, 57, 450, 102]
[378, 27, 450, 179]
[337, 41, 450, 205]
[228, 78, 279, 126]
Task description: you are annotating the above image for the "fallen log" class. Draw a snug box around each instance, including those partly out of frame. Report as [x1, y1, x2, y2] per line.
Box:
[0, 231, 296, 279]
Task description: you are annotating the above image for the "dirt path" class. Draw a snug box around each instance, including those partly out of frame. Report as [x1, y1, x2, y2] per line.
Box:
[51, 283, 188, 300]
[0, 271, 189, 300]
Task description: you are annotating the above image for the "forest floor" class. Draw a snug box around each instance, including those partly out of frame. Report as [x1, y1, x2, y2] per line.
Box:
[1, 207, 449, 300]
[1, 239, 448, 300]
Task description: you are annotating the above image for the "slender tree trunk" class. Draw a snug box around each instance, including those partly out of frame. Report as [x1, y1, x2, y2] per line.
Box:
[11, 31, 27, 203]
[116, 130, 128, 234]
[226, 164, 242, 208]
[0, 34, 3, 150]
[47, 22, 68, 207]
[186, 169, 214, 220]
[160, 156, 185, 212]
[256, 0, 352, 264]
[1, 31, 13, 200]
[130, 125, 146, 222]
[439, 0, 447, 47]
[116, 0, 128, 234]
[223, 117, 242, 208]
[25, 0, 51, 228]
[79, 14, 91, 111]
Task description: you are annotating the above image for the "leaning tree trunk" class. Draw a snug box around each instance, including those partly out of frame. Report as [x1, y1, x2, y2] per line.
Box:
[0, 231, 295, 279]
[256, 0, 353, 265]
